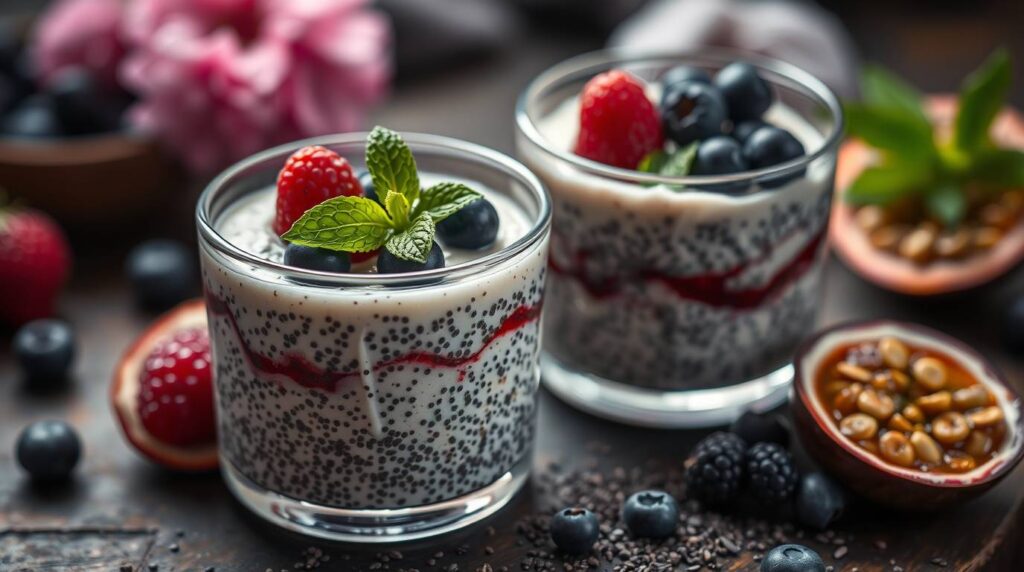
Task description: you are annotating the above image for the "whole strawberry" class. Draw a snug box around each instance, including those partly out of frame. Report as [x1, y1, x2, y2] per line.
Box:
[0, 207, 71, 325]
[274, 145, 363, 235]
[575, 70, 664, 169]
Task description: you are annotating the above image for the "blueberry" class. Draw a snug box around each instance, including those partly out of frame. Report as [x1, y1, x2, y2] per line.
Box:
[1002, 296, 1024, 352]
[549, 507, 599, 555]
[660, 65, 711, 100]
[660, 81, 727, 146]
[1, 95, 63, 138]
[730, 409, 789, 447]
[760, 544, 825, 572]
[742, 126, 806, 188]
[13, 320, 75, 383]
[358, 170, 378, 203]
[732, 120, 769, 143]
[48, 67, 121, 135]
[125, 239, 198, 311]
[436, 199, 499, 250]
[795, 472, 846, 531]
[621, 490, 678, 539]
[283, 244, 351, 273]
[714, 61, 774, 121]
[377, 241, 445, 274]
[16, 420, 81, 481]
[692, 136, 747, 176]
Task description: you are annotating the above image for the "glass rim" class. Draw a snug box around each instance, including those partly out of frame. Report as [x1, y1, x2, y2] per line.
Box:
[514, 48, 845, 186]
[196, 132, 552, 288]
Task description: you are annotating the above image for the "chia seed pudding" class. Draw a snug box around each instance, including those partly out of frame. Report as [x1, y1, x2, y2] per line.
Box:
[516, 52, 842, 425]
[196, 133, 551, 539]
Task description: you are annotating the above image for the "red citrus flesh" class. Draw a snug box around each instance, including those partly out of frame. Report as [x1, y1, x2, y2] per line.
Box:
[111, 299, 218, 471]
[831, 97, 1024, 296]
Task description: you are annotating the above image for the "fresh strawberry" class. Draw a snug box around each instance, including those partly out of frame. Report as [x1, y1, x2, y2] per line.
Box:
[0, 208, 71, 326]
[136, 327, 215, 447]
[274, 145, 363, 235]
[575, 70, 664, 169]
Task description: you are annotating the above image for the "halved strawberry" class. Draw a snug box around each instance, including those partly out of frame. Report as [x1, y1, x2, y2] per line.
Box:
[274, 145, 363, 235]
[111, 299, 218, 471]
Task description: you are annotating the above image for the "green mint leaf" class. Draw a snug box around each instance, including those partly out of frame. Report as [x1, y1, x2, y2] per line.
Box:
[861, 66, 928, 122]
[844, 103, 936, 163]
[954, 48, 1011, 153]
[282, 195, 393, 252]
[925, 183, 966, 227]
[385, 214, 435, 263]
[414, 182, 482, 222]
[970, 148, 1024, 188]
[384, 190, 411, 229]
[845, 163, 930, 206]
[637, 150, 668, 173]
[366, 126, 420, 204]
[660, 143, 698, 178]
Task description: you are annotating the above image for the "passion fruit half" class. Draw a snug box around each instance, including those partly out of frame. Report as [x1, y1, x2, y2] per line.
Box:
[831, 97, 1024, 296]
[111, 299, 218, 471]
[792, 320, 1024, 510]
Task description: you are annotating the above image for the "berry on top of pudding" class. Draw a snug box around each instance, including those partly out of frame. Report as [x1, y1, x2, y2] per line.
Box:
[573, 61, 806, 182]
[274, 126, 501, 274]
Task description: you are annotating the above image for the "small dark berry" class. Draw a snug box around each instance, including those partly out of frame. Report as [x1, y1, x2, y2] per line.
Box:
[622, 490, 678, 539]
[283, 243, 351, 273]
[16, 420, 81, 481]
[743, 126, 806, 188]
[730, 409, 789, 447]
[125, 239, 198, 311]
[436, 199, 499, 250]
[358, 170, 378, 203]
[732, 120, 769, 143]
[795, 472, 846, 530]
[13, 319, 75, 383]
[746, 442, 799, 503]
[377, 241, 445, 274]
[714, 61, 774, 121]
[660, 81, 727, 146]
[48, 67, 121, 135]
[760, 544, 825, 572]
[1, 95, 63, 138]
[692, 136, 747, 176]
[549, 507, 599, 555]
[684, 432, 746, 505]
[1002, 296, 1024, 352]
[660, 65, 711, 99]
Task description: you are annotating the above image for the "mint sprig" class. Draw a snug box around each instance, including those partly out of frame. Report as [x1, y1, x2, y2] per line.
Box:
[637, 143, 698, 188]
[282, 126, 483, 262]
[843, 48, 1024, 227]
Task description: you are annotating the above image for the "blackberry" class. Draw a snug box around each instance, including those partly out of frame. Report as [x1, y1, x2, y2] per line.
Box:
[746, 442, 799, 503]
[684, 432, 746, 505]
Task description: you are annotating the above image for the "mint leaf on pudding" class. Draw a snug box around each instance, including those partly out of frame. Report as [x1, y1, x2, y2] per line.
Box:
[415, 182, 482, 222]
[955, 48, 1011, 153]
[367, 126, 421, 204]
[282, 195, 392, 252]
[385, 214, 436, 263]
[637, 150, 668, 173]
[384, 190, 411, 229]
[660, 143, 698, 178]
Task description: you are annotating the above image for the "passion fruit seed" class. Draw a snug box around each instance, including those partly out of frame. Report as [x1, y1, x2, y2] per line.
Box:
[879, 431, 915, 467]
[980, 203, 1013, 227]
[878, 337, 909, 370]
[855, 206, 888, 233]
[974, 226, 1003, 249]
[836, 362, 872, 383]
[965, 431, 994, 457]
[840, 413, 879, 441]
[910, 431, 943, 465]
[968, 406, 1004, 428]
[902, 404, 925, 423]
[1001, 190, 1024, 213]
[912, 357, 947, 392]
[934, 228, 972, 259]
[869, 225, 908, 251]
[834, 383, 864, 415]
[890, 369, 911, 392]
[856, 388, 895, 420]
[916, 391, 952, 415]
[932, 412, 971, 445]
[887, 413, 914, 432]
[898, 225, 936, 263]
[952, 386, 989, 410]
[946, 451, 977, 473]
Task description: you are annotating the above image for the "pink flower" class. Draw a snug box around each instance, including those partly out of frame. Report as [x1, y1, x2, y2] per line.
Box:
[120, 0, 390, 174]
[32, 0, 126, 87]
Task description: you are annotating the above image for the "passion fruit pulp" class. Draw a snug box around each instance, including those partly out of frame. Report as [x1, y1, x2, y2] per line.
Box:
[831, 97, 1024, 296]
[111, 299, 218, 471]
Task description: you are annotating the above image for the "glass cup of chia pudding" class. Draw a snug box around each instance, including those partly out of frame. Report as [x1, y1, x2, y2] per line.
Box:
[195, 132, 551, 542]
[515, 50, 842, 427]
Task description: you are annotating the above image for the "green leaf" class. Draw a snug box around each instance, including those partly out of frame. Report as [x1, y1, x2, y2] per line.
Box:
[385, 214, 436, 263]
[414, 182, 483, 222]
[637, 150, 668, 173]
[845, 163, 930, 206]
[925, 183, 966, 226]
[384, 190, 411, 229]
[844, 103, 935, 162]
[970, 148, 1024, 188]
[954, 48, 1011, 153]
[282, 195, 393, 252]
[861, 65, 928, 122]
[366, 126, 420, 204]
[659, 143, 698, 178]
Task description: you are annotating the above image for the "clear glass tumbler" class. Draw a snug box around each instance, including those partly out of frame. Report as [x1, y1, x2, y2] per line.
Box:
[196, 133, 551, 541]
[515, 50, 842, 428]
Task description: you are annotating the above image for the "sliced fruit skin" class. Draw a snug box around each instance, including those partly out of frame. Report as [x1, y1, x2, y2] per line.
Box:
[111, 299, 218, 471]
[831, 96, 1024, 296]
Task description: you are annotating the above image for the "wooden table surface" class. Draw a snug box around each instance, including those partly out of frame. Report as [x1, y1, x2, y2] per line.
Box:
[3, 12, 1024, 572]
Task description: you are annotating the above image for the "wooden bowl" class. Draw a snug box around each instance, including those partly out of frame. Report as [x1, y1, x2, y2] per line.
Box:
[0, 131, 179, 227]
[791, 320, 1024, 510]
